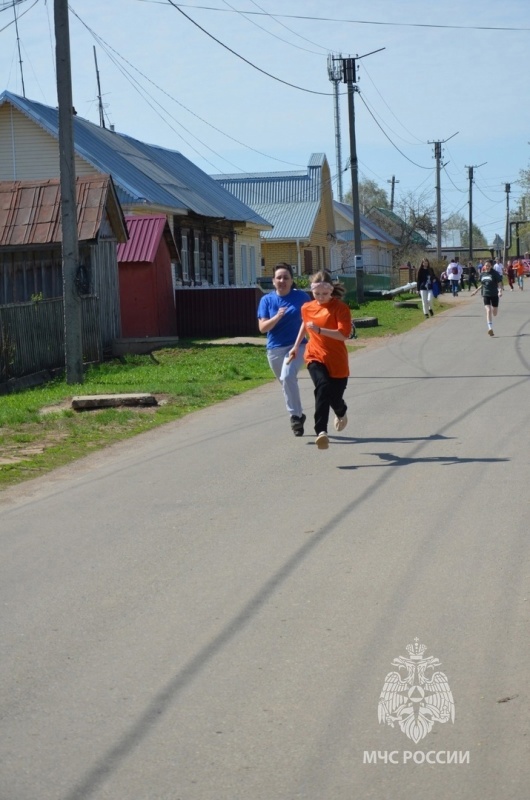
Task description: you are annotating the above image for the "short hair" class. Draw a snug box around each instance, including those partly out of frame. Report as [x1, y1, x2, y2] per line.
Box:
[274, 262, 294, 278]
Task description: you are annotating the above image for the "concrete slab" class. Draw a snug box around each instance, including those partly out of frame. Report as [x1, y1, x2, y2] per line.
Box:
[71, 393, 157, 410]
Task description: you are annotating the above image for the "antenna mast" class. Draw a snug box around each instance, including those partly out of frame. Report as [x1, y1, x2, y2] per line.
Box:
[327, 54, 343, 202]
[13, 0, 26, 97]
[93, 46, 105, 128]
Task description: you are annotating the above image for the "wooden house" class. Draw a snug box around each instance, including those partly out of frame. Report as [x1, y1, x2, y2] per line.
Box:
[0, 91, 272, 290]
[212, 154, 336, 277]
[0, 174, 127, 351]
[117, 215, 178, 338]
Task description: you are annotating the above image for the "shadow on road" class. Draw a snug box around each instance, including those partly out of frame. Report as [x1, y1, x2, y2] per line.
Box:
[338, 452, 509, 469]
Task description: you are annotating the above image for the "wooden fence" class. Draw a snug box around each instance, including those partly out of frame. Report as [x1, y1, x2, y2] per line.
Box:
[174, 287, 263, 338]
[0, 296, 101, 383]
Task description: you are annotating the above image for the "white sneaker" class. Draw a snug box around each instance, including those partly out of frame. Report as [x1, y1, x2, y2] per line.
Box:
[316, 432, 329, 450]
[334, 413, 348, 432]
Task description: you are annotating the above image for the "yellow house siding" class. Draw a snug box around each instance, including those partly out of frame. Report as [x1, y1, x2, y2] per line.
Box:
[261, 242, 300, 276]
[0, 105, 96, 181]
[234, 229, 262, 284]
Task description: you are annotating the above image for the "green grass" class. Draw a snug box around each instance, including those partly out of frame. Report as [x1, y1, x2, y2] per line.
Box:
[0, 297, 454, 489]
[350, 293, 452, 338]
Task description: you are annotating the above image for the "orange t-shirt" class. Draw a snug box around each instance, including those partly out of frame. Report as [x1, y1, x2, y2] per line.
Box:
[301, 297, 351, 378]
[516, 262, 525, 277]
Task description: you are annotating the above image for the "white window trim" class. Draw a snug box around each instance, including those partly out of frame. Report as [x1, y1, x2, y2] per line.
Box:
[241, 244, 248, 285]
[194, 236, 200, 283]
[223, 238, 230, 286]
[249, 245, 256, 285]
[212, 237, 219, 286]
[181, 234, 189, 281]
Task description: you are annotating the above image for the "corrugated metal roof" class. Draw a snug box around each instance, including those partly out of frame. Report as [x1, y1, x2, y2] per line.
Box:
[334, 200, 399, 246]
[118, 215, 166, 264]
[117, 215, 177, 263]
[0, 174, 125, 246]
[0, 91, 272, 229]
[212, 154, 325, 205]
[252, 202, 319, 240]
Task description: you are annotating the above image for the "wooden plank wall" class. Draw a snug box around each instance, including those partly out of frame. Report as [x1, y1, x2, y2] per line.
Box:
[0, 296, 101, 381]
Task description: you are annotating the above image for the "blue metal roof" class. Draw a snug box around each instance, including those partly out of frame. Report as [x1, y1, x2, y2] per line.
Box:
[252, 202, 320, 240]
[212, 153, 326, 205]
[0, 91, 271, 228]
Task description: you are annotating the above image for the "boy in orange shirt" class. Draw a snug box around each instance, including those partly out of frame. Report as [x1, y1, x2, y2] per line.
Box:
[290, 271, 351, 450]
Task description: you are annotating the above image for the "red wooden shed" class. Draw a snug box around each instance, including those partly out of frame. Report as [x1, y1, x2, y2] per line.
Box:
[117, 215, 178, 338]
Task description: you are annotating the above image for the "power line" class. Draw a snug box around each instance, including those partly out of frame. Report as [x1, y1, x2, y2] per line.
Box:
[0, 0, 37, 33]
[68, 5, 308, 169]
[442, 163, 466, 193]
[245, 0, 331, 53]
[165, 0, 335, 96]
[135, 2, 530, 32]
[359, 62, 425, 146]
[220, 0, 325, 56]
[360, 88, 425, 148]
[358, 93, 432, 169]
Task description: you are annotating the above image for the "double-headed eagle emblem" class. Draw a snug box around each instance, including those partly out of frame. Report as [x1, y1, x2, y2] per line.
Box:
[378, 638, 455, 744]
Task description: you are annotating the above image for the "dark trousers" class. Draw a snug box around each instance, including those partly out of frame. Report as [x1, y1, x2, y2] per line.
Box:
[307, 361, 348, 434]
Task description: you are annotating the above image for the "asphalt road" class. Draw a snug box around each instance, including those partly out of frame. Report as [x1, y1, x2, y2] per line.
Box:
[1, 291, 529, 800]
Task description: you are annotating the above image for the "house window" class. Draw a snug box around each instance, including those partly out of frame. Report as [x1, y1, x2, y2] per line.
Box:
[193, 236, 200, 283]
[241, 244, 248, 285]
[212, 237, 219, 285]
[223, 238, 230, 285]
[181, 233, 189, 281]
[249, 246, 256, 284]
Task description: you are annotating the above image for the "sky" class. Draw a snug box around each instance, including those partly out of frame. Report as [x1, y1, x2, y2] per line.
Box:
[1, 0, 530, 245]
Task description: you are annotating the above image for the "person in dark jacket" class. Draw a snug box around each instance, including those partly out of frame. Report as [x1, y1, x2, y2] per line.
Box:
[416, 258, 437, 318]
[467, 261, 478, 290]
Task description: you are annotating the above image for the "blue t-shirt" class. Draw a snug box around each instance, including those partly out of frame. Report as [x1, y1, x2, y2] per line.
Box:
[257, 289, 310, 349]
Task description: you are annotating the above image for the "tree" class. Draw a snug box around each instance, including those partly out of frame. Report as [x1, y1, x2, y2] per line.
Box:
[343, 178, 390, 214]
[443, 212, 487, 249]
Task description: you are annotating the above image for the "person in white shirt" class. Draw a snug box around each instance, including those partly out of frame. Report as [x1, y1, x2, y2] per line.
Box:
[493, 257, 504, 287]
[446, 257, 462, 296]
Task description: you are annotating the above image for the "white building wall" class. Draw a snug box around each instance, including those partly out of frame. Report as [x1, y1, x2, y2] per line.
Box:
[0, 104, 97, 180]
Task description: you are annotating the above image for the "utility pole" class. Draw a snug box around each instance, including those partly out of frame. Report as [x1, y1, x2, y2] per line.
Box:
[387, 175, 399, 211]
[465, 162, 486, 262]
[429, 133, 458, 261]
[55, 0, 83, 384]
[339, 48, 384, 303]
[327, 54, 343, 202]
[433, 142, 443, 261]
[504, 183, 511, 266]
[93, 46, 106, 129]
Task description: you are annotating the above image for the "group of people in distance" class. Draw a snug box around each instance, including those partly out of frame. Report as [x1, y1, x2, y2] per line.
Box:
[257, 263, 350, 450]
[506, 258, 526, 292]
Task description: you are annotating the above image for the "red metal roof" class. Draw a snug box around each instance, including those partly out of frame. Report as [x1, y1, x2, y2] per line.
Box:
[0, 174, 126, 246]
[118, 215, 177, 264]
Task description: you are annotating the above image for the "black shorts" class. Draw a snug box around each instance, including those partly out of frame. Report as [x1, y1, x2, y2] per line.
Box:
[483, 295, 499, 307]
